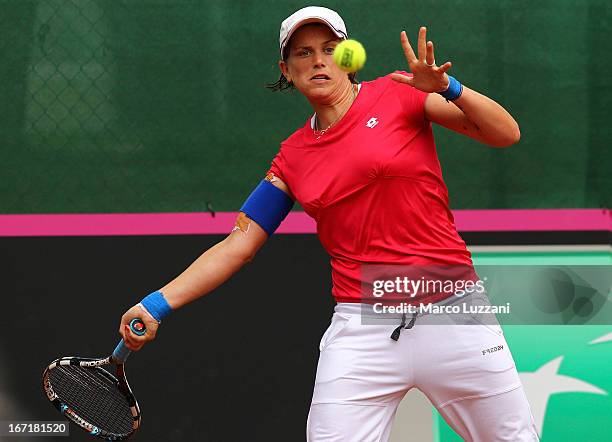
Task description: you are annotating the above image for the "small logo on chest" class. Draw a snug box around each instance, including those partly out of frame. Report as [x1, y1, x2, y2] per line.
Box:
[365, 117, 379, 128]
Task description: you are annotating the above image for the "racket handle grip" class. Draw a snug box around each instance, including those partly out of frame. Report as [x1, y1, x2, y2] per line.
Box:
[113, 318, 147, 363]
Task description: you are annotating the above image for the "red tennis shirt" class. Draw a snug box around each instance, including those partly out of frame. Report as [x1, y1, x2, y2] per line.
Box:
[268, 73, 474, 303]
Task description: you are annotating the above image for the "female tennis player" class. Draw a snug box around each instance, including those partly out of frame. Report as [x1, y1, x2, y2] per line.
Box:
[119, 6, 539, 441]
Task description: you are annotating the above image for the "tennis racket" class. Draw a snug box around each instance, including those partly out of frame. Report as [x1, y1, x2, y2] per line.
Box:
[42, 318, 146, 440]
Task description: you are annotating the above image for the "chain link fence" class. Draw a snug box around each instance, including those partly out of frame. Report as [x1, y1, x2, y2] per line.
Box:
[1, 0, 609, 213]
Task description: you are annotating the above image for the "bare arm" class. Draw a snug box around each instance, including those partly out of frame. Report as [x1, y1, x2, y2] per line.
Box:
[159, 218, 268, 310]
[162, 176, 293, 308]
[424, 89, 520, 147]
[119, 177, 292, 349]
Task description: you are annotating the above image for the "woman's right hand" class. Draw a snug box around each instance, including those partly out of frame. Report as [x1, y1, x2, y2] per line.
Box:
[119, 304, 160, 351]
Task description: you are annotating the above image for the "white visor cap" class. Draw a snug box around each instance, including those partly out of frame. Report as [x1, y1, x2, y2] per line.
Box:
[279, 6, 348, 58]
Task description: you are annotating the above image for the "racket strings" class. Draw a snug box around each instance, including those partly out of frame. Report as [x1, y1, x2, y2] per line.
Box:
[49, 365, 134, 435]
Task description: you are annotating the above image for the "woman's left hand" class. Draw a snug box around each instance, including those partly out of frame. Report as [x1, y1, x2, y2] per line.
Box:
[390, 27, 452, 93]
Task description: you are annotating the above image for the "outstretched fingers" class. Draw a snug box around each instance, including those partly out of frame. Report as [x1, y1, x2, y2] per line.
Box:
[404, 27, 440, 68]
[438, 61, 452, 74]
[394, 27, 452, 91]
[418, 27, 427, 61]
[400, 31, 417, 64]
[426, 40, 435, 66]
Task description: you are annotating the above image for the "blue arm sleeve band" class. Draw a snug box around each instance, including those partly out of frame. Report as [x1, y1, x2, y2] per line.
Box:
[239, 180, 294, 236]
[140, 290, 173, 322]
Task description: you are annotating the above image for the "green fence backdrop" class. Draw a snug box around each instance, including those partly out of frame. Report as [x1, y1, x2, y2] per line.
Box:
[1, 0, 610, 213]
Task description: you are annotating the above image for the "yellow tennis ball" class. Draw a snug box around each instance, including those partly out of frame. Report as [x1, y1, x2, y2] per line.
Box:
[333, 39, 366, 73]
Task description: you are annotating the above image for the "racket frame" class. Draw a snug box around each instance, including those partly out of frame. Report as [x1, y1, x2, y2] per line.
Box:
[43, 354, 141, 441]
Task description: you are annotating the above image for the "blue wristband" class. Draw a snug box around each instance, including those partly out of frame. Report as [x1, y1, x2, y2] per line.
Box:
[140, 290, 173, 322]
[439, 75, 463, 101]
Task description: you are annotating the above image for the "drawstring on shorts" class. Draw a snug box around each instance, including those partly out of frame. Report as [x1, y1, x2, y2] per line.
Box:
[390, 311, 417, 341]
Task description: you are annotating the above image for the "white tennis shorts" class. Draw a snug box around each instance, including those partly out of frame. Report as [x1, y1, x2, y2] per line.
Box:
[307, 294, 539, 441]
